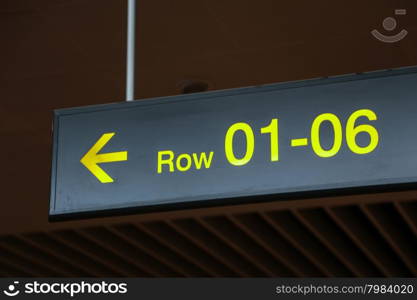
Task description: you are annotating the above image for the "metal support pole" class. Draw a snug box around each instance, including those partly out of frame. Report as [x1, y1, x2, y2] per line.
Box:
[126, 0, 136, 101]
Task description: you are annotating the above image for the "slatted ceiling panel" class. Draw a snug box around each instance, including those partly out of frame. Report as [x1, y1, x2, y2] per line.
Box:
[359, 205, 414, 277]
[201, 216, 277, 277]
[395, 202, 417, 237]
[64, 229, 148, 277]
[25, 232, 108, 277]
[18, 234, 95, 277]
[299, 208, 382, 277]
[87, 226, 179, 277]
[1, 196, 417, 277]
[224, 214, 297, 277]
[258, 212, 332, 277]
[195, 217, 267, 277]
[0, 260, 31, 277]
[140, 221, 219, 277]
[254, 212, 327, 277]
[170, 218, 252, 277]
[106, 226, 188, 277]
[0, 252, 37, 277]
[159, 221, 237, 277]
[138, 222, 216, 276]
[0, 237, 56, 277]
[231, 213, 313, 277]
[362, 203, 417, 276]
[49, 230, 125, 277]
[324, 207, 391, 277]
[332, 205, 411, 277]
[0, 235, 77, 277]
[114, 224, 205, 277]
[166, 219, 243, 277]
[135, 222, 211, 277]
[293, 209, 360, 276]
[0, 241, 51, 277]
[267, 210, 352, 277]
[260, 210, 348, 277]
[78, 227, 156, 277]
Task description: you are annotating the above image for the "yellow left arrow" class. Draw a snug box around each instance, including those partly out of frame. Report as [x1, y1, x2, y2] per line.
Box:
[80, 132, 128, 183]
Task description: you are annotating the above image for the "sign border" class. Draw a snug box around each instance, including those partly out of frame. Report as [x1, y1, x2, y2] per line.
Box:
[49, 66, 417, 221]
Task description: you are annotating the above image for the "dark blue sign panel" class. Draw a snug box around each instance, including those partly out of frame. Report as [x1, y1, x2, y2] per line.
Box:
[50, 67, 417, 219]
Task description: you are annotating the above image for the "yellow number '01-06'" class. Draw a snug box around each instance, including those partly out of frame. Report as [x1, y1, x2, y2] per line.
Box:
[346, 109, 379, 154]
[224, 109, 379, 166]
[261, 118, 279, 162]
[311, 113, 343, 158]
[225, 122, 255, 166]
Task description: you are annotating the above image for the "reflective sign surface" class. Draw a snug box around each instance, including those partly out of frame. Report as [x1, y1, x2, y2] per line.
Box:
[50, 67, 417, 219]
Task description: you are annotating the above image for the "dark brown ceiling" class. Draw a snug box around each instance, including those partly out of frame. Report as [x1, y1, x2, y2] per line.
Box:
[1, 0, 417, 277]
[1, 192, 417, 277]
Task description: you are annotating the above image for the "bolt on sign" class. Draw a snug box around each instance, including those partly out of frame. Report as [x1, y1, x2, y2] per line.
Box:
[50, 67, 417, 220]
